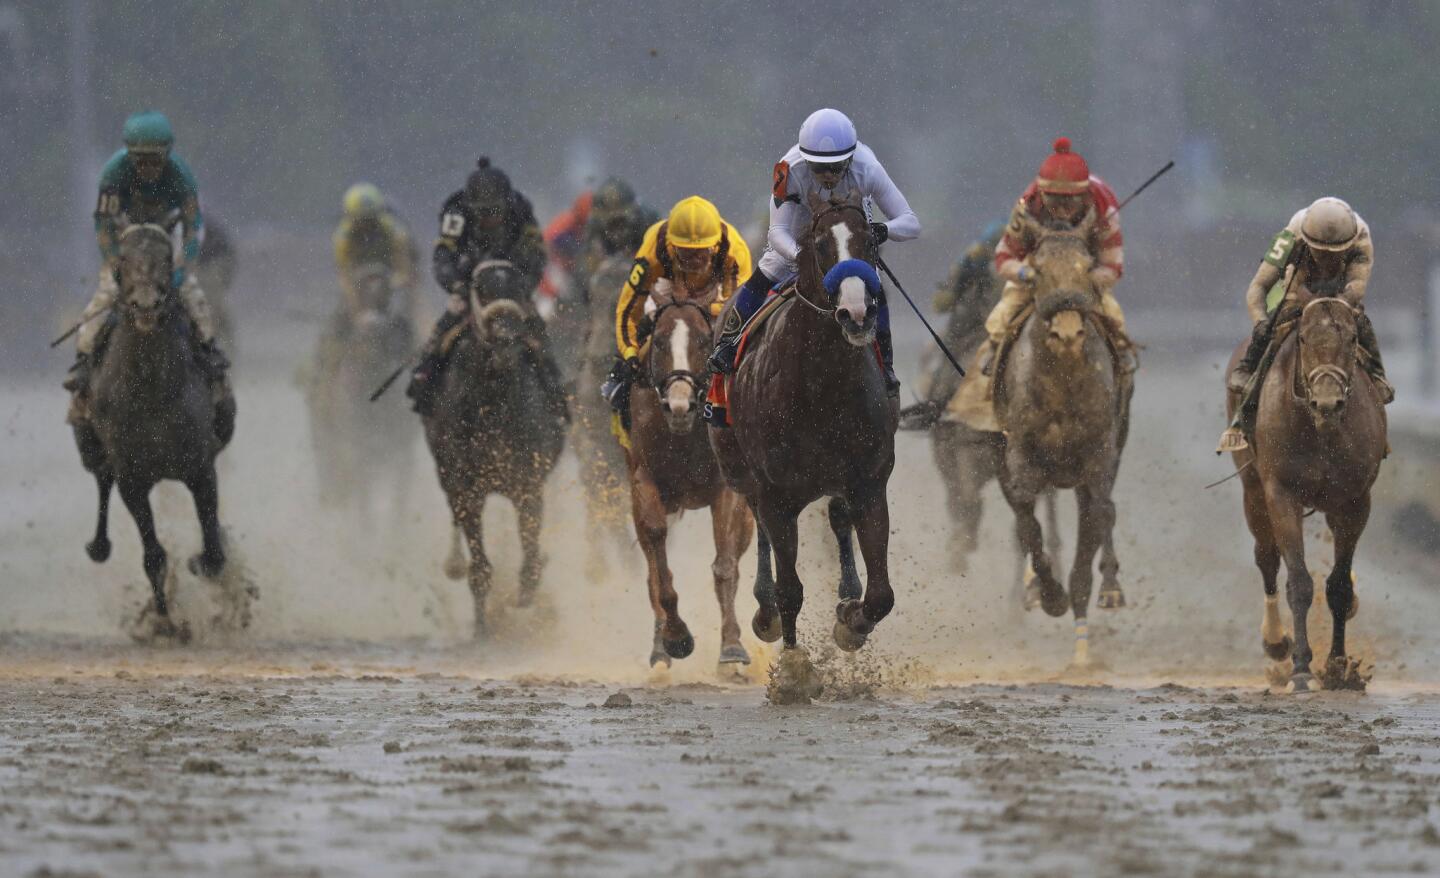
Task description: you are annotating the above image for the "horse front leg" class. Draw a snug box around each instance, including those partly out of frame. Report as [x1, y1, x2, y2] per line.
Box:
[756, 499, 803, 649]
[1266, 483, 1316, 692]
[117, 479, 172, 626]
[835, 488, 894, 652]
[827, 497, 863, 602]
[1242, 472, 1288, 661]
[185, 464, 226, 579]
[711, 489, 753, 669]
[749, 500, 780, 643]
[455, 499, 492, 638]
[515, 489, 545, 607]
[1068, 484, 1113, 667]
[1321, 493, 1370, 690]
[1000, 467, 1066, 617]
[86, 470, 114, 562]
[632, 469, 691, 663]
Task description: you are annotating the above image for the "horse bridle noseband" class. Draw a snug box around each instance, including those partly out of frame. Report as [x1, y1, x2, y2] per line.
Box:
[1293, 297, 1355, 403]
[646, 297, 714, 399]
[795, 202, 877, 316]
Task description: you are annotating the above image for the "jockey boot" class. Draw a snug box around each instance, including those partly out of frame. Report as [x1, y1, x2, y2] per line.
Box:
[600, 356, 634, 414]
[1356, 311, 1395, 404]
[407, 310, 465, 416]
[877, 329, 900, 397]
[1228, 320, 1272, 395]
[63, 354, 93, 426]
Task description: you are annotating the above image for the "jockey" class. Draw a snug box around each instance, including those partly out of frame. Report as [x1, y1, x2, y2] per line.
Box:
[601, 196, 752, 417]
[924, 219, 1006, 411]
[537, 189, 592, 304]
[65, 111, 232, 425]
[333, 183, 417, 317]
[406, 157, 564, 419]
[585, 177, 659, 271]
[707, 108, 920, 394]
[977, 137, 1129, 377]
[1217, 197, 1393, 451]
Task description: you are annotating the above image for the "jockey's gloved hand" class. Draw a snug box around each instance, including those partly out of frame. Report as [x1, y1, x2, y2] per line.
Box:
[869, 222, 889, 244]
[1016, 265, 1037, 285]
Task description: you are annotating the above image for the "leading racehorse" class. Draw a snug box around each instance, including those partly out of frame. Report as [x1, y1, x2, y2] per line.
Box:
[76, 224, 233, 636]
[709, 189, 897, 690]
[1226, 296, 1386, 692]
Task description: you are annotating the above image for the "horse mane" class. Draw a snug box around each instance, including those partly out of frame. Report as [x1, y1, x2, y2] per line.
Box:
[1036, 290, 1096, 320]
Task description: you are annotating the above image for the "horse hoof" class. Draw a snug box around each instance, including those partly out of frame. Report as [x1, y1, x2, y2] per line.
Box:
[719, 643, 751, 666]
[664, 630, 695, 660]
[832, 618, 868, 652]
[1097, 588, 1126, 610]
[1263, 635, 1293, 661]
[649, 650, 672, 669]
[1023, 583, 1042, 612]
[1321, 656, 1369, 691]
[188, 552, 225, 580]
[1285, 673, 1318, 694]
[443, 557, 467, 581]
[86, 538, 111, 563]
[1039, 586, 1070, 618]
[751, 609, 782, 643]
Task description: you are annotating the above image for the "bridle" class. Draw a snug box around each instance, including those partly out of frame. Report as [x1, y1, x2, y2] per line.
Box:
[1292, 296, 1355, 404]
[796, 201, 875, 316]
[646, 297, 714, 401]
[117, 224, 177, 324]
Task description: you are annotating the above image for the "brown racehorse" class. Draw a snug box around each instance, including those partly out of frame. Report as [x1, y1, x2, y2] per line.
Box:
[1226, 296, 1386, 692]
[709, 189, 897, 686]
[627, 289, 754, 673]
[995, 232, 1130, 667]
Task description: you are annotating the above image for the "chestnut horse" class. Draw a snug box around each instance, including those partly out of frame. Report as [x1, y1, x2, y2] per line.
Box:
[627, 289, 754, 673]
[1225, 296, 1386, 692]
[710, 190, 897, 679]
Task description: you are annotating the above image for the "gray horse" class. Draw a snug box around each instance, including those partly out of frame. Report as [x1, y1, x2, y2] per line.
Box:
[995, 232, 1130, 667]
[422, 260, 566, 636]
[76, 224, 232, 636]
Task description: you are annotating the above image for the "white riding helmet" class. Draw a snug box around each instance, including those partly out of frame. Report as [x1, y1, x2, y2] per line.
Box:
[798, 108, 857, 163]
[1300, 197, 1361, 252]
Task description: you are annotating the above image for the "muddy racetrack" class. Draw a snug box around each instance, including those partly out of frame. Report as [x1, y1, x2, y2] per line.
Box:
[4, 320, 1440, 876]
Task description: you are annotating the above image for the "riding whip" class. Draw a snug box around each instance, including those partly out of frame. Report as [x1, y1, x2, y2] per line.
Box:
[369, 354, 417, 402]
[50, 307, 112, 348]
[1115, 160, 1175, 213]
[877, 257, 966, 378]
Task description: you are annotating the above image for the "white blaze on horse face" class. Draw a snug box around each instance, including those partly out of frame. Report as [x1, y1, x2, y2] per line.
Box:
[666, 321, 692, 414]
[836, 276, 868, 326]
[829, 222, 854, 262]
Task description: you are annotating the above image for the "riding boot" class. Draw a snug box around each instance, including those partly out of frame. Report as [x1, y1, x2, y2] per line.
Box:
[1228, 319, 1272, 395]
[407, 309, 465, 416]
[708, 269, 772, 375]
[876, 328, 900, 397]
[1356, 310, 1396, 404]
[600, 356, 634, 413]
[63, 353, 93, 426]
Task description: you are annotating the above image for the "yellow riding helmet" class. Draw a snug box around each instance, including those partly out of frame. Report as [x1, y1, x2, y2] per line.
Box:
[666, 196, 723, 249]
[343, 183, 385, 219]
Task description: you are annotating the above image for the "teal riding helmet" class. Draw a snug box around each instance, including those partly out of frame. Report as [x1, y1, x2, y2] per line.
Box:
[123, 111, 174, 155]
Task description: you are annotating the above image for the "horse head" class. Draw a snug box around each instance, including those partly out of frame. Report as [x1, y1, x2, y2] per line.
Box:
[117, 224, 176, 333]
[644, 287, 716, 434]
[801, 190, 878, 346]
[1297, 296, 1359, 424]
[1030, 232, 1096, 359]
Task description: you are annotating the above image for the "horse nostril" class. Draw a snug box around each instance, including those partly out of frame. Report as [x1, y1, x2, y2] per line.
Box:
[1335, 399, 1346, 410]
[1309, 399, 1319, 410]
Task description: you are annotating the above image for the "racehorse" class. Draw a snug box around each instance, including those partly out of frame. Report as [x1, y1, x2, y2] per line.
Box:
[710, 189, 897, 686]
[571, 253, 633, 573]
[422, 260, 566, 636]
[1226, 296, 1386, 692]
[994, 231, 1130, 666]
[307, 262, 416, 526]
[76, 224, 233, 636]
[627, 288, 754, 674]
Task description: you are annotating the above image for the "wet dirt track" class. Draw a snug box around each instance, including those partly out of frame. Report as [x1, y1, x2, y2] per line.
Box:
[5, 324, 1440, 876]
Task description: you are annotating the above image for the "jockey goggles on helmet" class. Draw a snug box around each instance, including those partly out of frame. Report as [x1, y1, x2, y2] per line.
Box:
[808, 157, 851, 180]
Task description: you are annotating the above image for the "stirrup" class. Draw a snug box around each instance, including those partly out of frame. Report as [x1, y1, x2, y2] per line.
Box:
[1216, 426, 1249, 454]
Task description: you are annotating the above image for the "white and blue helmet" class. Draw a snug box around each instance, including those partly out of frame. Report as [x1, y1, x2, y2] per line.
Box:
[798, 108, 857, 163]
